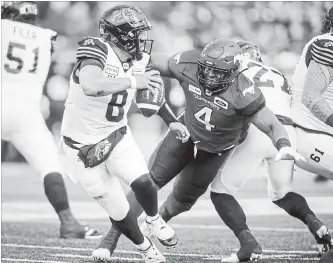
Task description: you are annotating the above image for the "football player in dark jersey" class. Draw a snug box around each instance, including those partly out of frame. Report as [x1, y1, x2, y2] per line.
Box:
[93, 38, 305, 261]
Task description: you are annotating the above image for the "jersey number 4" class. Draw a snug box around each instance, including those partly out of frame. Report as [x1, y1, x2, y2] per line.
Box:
[4, 42, 39, 74]
[194, 106, 215, 131]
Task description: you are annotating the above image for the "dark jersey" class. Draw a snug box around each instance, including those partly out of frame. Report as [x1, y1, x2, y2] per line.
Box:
[168, 51, 266, 153]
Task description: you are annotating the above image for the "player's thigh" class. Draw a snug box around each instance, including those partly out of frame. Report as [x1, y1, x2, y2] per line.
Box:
[295, 127, 333, 180]
[211, 125, 270, 195]
[10, 115, 62, 178]
[266, 160, 294, 201]
[266, 125, 296, 200]
[173, 149, 232, 202]
[105, 130, 149, 186]
[60, 137, 115, 197]
[149, 130, 194, 188]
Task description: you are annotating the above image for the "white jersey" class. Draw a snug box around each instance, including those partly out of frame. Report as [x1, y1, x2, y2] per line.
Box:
[291, 33, 333, 136]
[1, 19, 56, 104]
[61, 37, 142, 145]
[242, 59, 292, 123]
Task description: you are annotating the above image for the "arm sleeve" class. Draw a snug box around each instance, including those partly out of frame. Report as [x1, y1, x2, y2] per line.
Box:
[306, 38, 333, 67]
[76, 37, 108, 69]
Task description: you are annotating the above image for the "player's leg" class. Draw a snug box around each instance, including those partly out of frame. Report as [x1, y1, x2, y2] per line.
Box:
[210, 125, 270, 262]
[61, 137, 165, 262]
[9, 115, 101, 239]
[294, 127, 333, 179]
[95, 129, 194, 255]
[268, 160, 333, 254]
[267, 126, 333, 254]
[158, 146, 233, 223]
[106, 129, 193, 247]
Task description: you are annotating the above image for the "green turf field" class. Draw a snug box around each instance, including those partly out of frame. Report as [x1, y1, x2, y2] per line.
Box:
[2, 163, 333, 263]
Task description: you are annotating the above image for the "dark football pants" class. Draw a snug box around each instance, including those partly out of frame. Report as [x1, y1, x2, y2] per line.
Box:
[149, 130, 232, 218]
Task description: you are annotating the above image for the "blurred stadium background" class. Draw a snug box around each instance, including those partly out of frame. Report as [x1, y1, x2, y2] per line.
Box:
[2, 3, 333, 262]
[2, 1, 333, 164]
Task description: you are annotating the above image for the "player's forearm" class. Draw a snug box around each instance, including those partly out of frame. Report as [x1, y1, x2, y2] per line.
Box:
[79, 66, 134, 96]
[150, 52, 175, 78]
[251, 106, 290, 148]
[302, 60, 333, 127]
[304, 96, 333, 127]
[157, 102, 178, 126]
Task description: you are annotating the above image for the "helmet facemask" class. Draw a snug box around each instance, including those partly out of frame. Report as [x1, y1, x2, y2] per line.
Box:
[99, 5, 154, 60]
[197, 62, 238, 96]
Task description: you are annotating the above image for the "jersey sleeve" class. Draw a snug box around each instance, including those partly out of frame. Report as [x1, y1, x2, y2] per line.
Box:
[234, 74, 266, 116]
[306, 38, 333, 67]
[168, 50, 199, 80]
[76, 37, 108, 69]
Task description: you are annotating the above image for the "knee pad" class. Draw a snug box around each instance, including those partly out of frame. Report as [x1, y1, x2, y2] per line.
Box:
[79, 174, 108, 198]
[210, 184, 235, 195]
[210, 177, 239, 196]
[131, 173, 156, 191]
[94, 193, 130, 221]
[268, 186, 292, 202]
[165, 192, 192, 216]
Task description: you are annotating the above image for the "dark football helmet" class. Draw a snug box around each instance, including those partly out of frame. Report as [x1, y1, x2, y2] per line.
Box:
[197, 38, 241, 96]
[321, 6, 333, 34]
[1, 1, 37, 23]
[237, 40, 262, 62]
[99, 5, 153, 60]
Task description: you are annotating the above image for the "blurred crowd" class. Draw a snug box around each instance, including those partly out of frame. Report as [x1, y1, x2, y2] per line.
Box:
[2, 1, 332, 162]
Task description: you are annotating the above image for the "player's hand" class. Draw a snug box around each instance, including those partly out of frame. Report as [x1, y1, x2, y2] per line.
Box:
[169, 122, 190, 143]
[135, 70, 163, 94]
[274, 147, 307, 162]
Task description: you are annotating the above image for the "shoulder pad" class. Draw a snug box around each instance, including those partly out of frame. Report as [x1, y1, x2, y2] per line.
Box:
[233, 73, 266, 116]
[168, 50, 199, 80]
[308, 38, 333, 67]
[76, 37, 108, 67]
[171, 50, 199, 64]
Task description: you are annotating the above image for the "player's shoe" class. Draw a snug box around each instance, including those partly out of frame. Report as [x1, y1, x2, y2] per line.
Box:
[306, 215, 333, 255]
[319, 249, 333, 263]
[140, 221, 153, 238]
[145, 214, 178, 249]
[92, 226, 121, 261]
[60, 223, 102, 240]
[92, 248, 111, 262]
[221, 230, 262, 262]
[137, 237, 166, 263]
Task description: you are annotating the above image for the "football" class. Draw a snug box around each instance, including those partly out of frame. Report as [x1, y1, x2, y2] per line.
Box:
[135, 80, 165, 118]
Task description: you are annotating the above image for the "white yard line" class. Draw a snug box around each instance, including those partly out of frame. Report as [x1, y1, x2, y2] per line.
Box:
[170, 224, 310, 233]
[1, 259, 70, 263]
[1, 243, 319, 258]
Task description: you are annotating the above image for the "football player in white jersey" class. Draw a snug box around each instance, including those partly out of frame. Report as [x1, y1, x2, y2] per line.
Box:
[1, 1, 101, 239]
[59, 5, 189, 263]
[207, 41, 333, 262]
[291, 6, 333, 180]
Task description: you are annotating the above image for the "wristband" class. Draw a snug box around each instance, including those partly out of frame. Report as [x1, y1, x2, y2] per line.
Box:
[157, 103, 178, 126]
[129, 76, 137, 89]
[276, 138, 291, 151]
